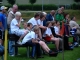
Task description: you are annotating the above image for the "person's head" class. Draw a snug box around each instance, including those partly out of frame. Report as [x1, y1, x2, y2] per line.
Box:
[64, 13, 70, 19]
[40, 13, 45, 21]
[23, 22, 27, 29]
[15, 12, 21, 20]
[34, 12, 40, 20]
[12, 4, 18, 13]
[58, 8, 62, 14]
[51, 21, 56, 26]
[61, 6, 64, 12]
[55, 21, 60, 26]
[42, 12, 47, 17]
[27, 23, 32, 29]
[33, 26, 39, 34]
[8, 7, 12, 13]
[46, 21, 52, 27]
[50, 10, 55, 16]
[0, 6, 7, 13]
[71, 16, 76, 21]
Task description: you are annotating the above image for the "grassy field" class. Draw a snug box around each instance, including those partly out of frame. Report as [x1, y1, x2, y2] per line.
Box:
[7, 10, 80, 60]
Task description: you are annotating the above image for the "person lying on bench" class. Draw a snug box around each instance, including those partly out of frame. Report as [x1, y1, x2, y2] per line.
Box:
[22, 26, 58, 56]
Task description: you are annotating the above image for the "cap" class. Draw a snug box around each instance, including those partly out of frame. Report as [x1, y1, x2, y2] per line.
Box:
[1, 6, 8, 10]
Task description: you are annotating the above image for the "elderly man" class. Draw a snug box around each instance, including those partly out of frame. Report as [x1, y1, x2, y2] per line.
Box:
[7, 4, 18, 28]
[46, 10, 55, 21]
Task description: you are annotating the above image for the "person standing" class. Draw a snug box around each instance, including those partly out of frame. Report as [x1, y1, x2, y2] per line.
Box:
[7, 4, 18, 28]
[0, 5, 7, 56]
[7, 4, 18, 56]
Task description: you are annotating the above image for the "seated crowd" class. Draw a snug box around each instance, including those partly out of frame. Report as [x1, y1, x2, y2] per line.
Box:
[0, 4, 80, 59]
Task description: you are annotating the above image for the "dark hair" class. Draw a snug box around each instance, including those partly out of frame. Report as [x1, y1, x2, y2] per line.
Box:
[27, 23, 32, 27]
[51, 21, 56, 26]
[46, 21, 51, 27]
[71, 16, 75, 20]
[34, 12, 40, 18]
[64, 13, 69, 18]
[40, 13, 45, 19]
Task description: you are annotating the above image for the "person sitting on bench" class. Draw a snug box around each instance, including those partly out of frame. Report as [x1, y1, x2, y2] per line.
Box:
[10, 12, 29, 45]
[22, 26, 58, 56]
[43, 21, 61, 52]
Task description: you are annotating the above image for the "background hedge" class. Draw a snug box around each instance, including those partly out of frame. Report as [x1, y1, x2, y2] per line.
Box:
[0, 4, 80, 10]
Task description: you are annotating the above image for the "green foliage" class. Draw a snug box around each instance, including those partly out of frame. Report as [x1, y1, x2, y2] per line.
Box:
[18, 4, 58, 10]
[29, 0, 36, 4]
[7, 0, 16, 5]
[74, 0, 80, 2]
[71, 3, 80, 10]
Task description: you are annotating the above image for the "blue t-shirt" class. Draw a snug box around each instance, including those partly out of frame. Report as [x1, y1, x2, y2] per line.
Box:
[0, 12, 7, 30]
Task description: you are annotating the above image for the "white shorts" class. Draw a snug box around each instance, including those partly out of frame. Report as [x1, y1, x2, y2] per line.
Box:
[11, 29, 25, 36]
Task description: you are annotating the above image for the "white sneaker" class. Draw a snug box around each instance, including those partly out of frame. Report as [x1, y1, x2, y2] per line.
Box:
[9, 54, 15, 57]
[17, 41, 22, 45]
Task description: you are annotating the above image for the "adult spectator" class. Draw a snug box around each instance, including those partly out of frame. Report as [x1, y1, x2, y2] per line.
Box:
[7, 4, 18, 56]
[0, 6, 7, 31]
[0, 6, 7, 42]
[69, 16, 80, 46]
[55, 8, 64, 26]
[7, 4, 18, 28]
[46, 10, 55, 21]
[0, 5, 7, 57]
[28, 12, 42, 39]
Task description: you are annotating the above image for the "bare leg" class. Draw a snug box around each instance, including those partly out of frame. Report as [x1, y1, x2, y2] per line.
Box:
[51, 38, 59, 50]
[39, 41, 50, 53]
[38, 29, 42, 39]
[18, 32, 28, 42]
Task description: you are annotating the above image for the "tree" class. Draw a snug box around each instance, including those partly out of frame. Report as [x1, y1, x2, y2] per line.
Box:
[7, 0, 16, 5]
[29, 0, 36, 10]
[74, 0, 80, 3]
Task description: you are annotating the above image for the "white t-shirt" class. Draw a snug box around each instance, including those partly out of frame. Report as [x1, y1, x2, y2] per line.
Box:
[10, 18, 19, 32]
[28, 17, 38, 26]
[43, 27, 52, 37]
[22, 31, 36, 44]
[37, 19, 43, 26]
[54, 26, 60, 34]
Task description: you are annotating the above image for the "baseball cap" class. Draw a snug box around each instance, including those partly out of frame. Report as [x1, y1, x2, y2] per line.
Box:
[0, 6, 8, 10]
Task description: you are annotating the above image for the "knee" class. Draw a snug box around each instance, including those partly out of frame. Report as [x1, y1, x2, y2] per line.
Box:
[39, 41, 45, 45]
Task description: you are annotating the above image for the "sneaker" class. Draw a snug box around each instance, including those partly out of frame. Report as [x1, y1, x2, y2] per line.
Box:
[49, 52, 58, 57]
[9, 54, 15, 57]
[77, 58, 80, 60]
[74, 42, 78, 47]
[17, 41, 22, 45]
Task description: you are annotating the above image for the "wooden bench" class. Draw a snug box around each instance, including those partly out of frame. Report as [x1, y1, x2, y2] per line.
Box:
[9, 34, 31, 57]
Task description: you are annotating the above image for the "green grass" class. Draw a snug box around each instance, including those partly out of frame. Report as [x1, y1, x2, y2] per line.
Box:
[7, 44, 80, 60]
[7, 10, 80, 60]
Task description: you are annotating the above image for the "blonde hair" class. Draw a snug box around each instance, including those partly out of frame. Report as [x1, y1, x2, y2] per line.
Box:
[15, 12, 21, 16]
[33, 26, 39, 31]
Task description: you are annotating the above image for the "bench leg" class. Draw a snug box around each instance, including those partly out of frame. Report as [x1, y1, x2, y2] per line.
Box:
[26, 46, 30, 58]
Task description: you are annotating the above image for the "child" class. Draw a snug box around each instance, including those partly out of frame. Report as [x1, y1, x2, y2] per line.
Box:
[17, 23, 33, 45]
[43, 21, 60, 51]
[22, 26, 58, 56]
[54, 21, 62, 37]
